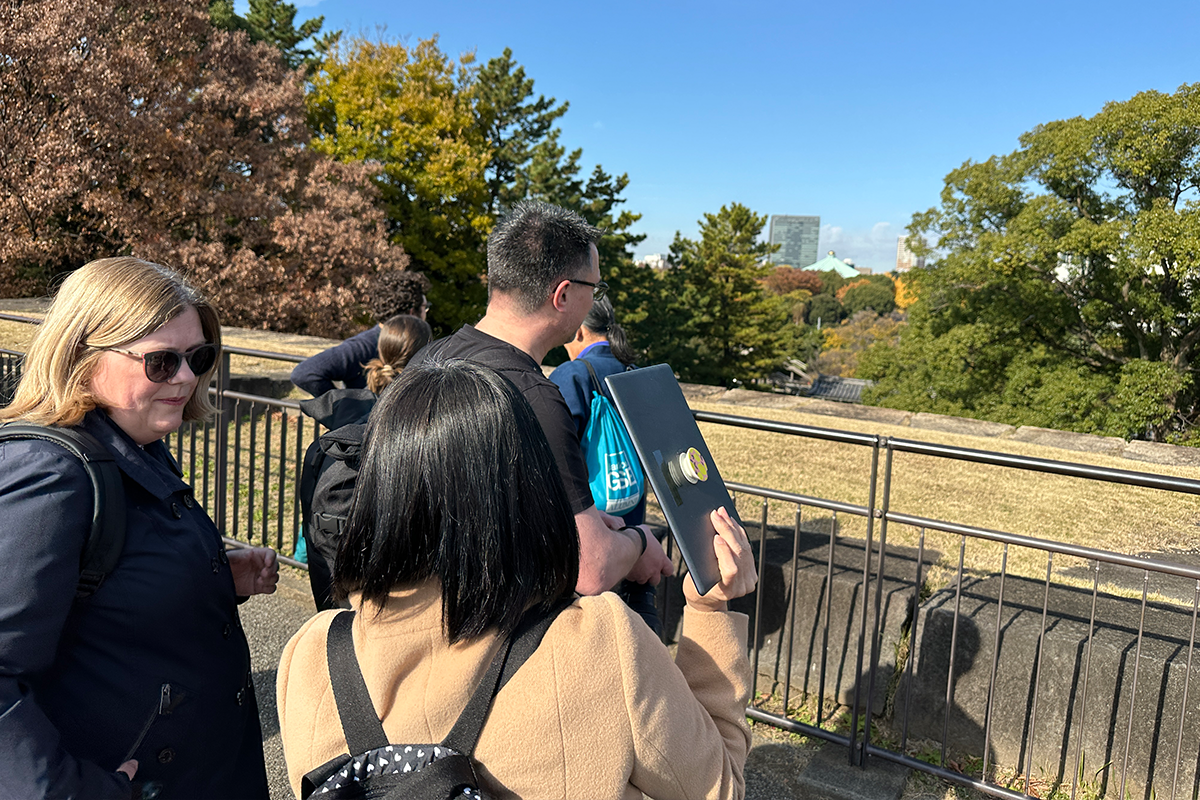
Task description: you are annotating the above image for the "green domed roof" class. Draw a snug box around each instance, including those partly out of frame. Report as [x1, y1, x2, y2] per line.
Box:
[802, 251, 860, 279]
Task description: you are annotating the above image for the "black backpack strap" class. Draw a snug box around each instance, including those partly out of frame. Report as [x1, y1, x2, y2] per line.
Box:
[325, 609, 390, 754]
[298, 438, 325, 525]
[443, 599, 572, 757]
[0, 424, 125, 599]
[582, 359, 604, 397]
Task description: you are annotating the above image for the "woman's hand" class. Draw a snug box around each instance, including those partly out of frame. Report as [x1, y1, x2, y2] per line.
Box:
[116, 759, 137, 780]
[227, 547, 278, 597]
[682, 507, 757, 613]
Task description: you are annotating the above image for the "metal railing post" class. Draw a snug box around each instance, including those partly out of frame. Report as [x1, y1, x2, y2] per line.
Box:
[849, 437, 881, 766]
[213, 350, 231, 534]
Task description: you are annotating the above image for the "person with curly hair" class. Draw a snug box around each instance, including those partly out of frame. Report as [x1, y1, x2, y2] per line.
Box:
[290, 271, 431, 396]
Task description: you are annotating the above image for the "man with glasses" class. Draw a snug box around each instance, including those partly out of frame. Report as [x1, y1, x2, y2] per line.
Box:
[414, 200, 673, 599]
[291, 270, 431, 397]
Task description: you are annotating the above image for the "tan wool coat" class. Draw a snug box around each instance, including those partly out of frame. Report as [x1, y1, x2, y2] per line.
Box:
[277, 584, 752, 799]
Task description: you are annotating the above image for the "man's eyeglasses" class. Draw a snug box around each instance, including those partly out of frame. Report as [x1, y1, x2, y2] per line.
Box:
[568, 278, 608, 301]
[101, 344, 219, 383]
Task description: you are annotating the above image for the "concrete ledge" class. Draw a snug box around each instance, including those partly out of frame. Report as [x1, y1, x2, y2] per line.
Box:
[661, 522, 939, 713]
[719, 388, 809, 410]
[909, 413, 1015, 438]
[228, 372, 296, 400]
[790, 399, 912, 426]
[899, 575, 1200, 799]
[794, 744, 908, 800]
[1123, 440, 1200, 468]
[1009, 426, 1127, 456]
[679, 381, 727, 401]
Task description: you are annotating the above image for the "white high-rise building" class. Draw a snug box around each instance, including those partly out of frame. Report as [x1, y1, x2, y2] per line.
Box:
[896, 235, 925, 272]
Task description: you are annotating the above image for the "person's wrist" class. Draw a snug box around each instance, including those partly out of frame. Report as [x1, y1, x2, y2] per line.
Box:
[686, 596, 729, 613]
[621, 525, 647, 556]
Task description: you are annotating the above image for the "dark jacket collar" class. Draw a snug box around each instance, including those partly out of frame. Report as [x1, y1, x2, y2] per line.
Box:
[79, 410, 189, 501]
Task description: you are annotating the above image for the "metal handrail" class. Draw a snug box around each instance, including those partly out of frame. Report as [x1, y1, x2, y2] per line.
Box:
[4, 321, 1200, 799]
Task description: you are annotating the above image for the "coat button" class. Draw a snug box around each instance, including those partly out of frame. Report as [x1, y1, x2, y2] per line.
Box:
[170, 503, 182, 519]
[211, 557, 220, 573]
[222, 623, 231, 639]
[235, 688, 246, 705]
[156, 747, 174, 764]
[218, 549, 229, 565]
[182, 495, 194, 509]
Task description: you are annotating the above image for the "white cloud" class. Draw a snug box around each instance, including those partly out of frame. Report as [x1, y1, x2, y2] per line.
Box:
[817, 221, 904, 273]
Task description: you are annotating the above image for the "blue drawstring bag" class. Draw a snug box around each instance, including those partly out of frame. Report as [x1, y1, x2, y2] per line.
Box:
[293, 529, 308, 564]
[581, 361, 644, 515]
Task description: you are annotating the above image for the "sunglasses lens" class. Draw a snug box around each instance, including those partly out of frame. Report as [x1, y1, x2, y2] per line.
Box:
[186, 345, 217, 376]
[143, 351, 182, 383]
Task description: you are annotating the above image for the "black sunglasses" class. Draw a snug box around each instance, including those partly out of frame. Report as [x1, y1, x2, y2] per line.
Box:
[103, 344, 218, 383]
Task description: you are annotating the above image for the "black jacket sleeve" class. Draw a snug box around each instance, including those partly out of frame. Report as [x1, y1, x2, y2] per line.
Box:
[290, 327, 380, 397]
[0, 444, 132, 799]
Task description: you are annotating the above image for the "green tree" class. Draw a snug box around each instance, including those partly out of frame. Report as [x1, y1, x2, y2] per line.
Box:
[650, 204, 791, 386]
[474, 49, 569, 216]
[307, 40, 641, 334]
[806, 294, 844, 327]
[842, 281, 896, 316]
[306, 35, 491, 332]
[208, 0, 334, 70]
[864, 83, 1200, 441]
[0, 0, 406, 335]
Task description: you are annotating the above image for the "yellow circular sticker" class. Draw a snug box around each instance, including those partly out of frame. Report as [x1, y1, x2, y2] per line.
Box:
[679, 447, 708, 484]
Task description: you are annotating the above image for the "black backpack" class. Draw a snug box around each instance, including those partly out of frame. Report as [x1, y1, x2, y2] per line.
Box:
[0, 424, 126, 599]
[301, 601, 569, 800]
[299, 423, 365, 611]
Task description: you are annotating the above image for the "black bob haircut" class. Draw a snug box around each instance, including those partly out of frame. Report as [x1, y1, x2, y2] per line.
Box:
[334, 358, 580, 642]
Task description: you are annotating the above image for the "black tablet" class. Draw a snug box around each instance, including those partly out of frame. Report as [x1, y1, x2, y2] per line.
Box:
[605, 364, 740, 596]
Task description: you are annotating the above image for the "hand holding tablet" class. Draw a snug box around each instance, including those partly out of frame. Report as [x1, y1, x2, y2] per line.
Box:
[683, 507, 758, 612]
[604, 364, 746, 596]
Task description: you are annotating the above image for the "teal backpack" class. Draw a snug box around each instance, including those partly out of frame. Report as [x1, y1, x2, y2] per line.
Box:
[580, 361, 644, 515]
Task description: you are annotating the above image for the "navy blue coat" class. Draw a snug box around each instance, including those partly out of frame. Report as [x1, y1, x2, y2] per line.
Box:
[549, 343, 646, 526]
[290, 325, 380, 396]
[0, 411, 268, 799]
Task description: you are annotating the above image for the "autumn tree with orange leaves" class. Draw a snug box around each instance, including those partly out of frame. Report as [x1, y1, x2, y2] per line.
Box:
[0, 0, 408, 337]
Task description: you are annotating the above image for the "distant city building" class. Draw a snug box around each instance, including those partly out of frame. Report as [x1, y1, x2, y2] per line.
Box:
[802, 250, 860, 279]
[896, 235, 925, 272]
[768, 215, 820, 268]
[844, 258, 872, 276]
[638, 253, 669, 269]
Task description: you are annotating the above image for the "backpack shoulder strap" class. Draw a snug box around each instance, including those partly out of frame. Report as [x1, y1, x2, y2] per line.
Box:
[582, 359, 604, 397]
[443, 599, 571, 756]
[325, 609, 390, 754]
[298, 438, 325, 523]
[0, 424, 125, 600]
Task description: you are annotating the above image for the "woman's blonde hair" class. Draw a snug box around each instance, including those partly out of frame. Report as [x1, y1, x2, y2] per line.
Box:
[364, 314, 432, 394]
[0, 257, 222, 427]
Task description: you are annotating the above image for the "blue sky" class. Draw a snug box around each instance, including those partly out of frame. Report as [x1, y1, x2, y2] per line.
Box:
[270, 0, 1199, 272]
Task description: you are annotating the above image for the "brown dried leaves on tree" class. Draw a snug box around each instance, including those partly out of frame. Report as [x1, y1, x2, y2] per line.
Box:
[0, 0, 409, 337]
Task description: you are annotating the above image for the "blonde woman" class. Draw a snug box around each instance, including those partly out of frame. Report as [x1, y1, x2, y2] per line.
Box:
[0, 258, 275, 800]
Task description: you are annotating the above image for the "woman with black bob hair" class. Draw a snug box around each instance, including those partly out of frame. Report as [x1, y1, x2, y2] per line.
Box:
[338, 357, 578, 639]
[278, 358, 757, 799]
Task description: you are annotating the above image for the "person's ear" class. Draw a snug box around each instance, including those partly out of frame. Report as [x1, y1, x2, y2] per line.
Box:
[550, 280, 571, 312]
[574, 326, 586, 343]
